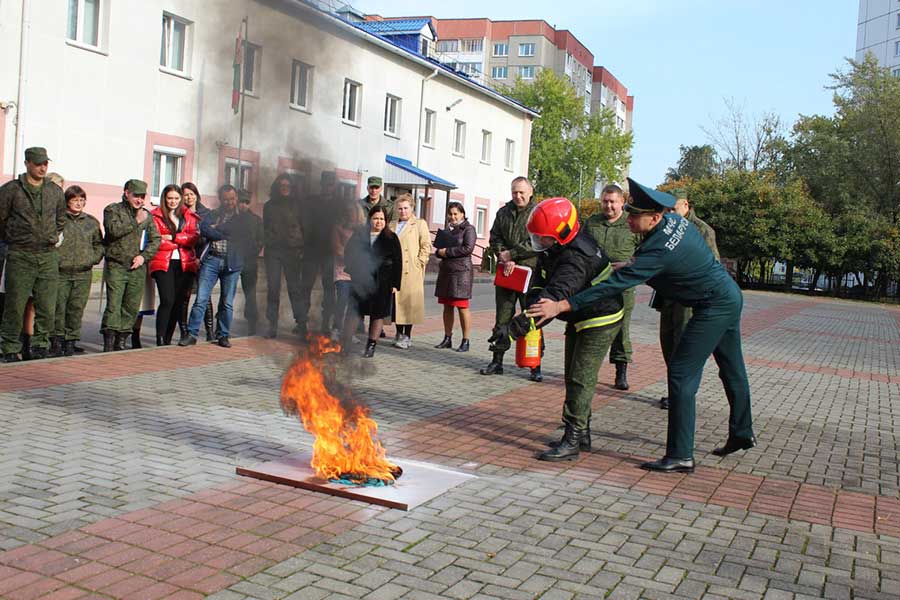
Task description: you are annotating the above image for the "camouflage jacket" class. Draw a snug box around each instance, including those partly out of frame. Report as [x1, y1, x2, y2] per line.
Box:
[488, 199, 538, 269]
[59, 211, 104, 272]
[358, 195, 394, 225]
[686, 209, 719, 261]
[0, 175, 66, 251]
[103, 200, 161, 266]
[583, 212, 641, 263]
[263, 195, 303, 251]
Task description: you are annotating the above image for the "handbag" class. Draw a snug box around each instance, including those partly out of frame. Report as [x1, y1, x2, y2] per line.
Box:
[433, 227, 457, 250]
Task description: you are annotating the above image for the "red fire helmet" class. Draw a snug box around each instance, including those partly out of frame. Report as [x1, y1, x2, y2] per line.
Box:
[526, 197, 580, 251]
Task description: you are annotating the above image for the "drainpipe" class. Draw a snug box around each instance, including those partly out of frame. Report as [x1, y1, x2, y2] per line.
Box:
[12, 0, 31, 177]
[415, 68, 439, 168]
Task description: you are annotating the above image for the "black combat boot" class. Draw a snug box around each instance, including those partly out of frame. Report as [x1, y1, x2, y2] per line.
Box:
[49, 336, 63, 357]
[455, 338, 470, 353]
[538, 424, 586, 462]
[114, 332, 128, 351]
[30, 347, 48, 360]
[549, 421, 591, 450]
[102, 330, 115, 353]
[204, 303, 215, 341]
[63, 340, 76, 357]
[479, 351, 504, 375]
[3, 353, 20, 363]
[434, 335, 452, 349]
[20, 334, 32, 361]
[614, 362, 629, 390]
[363, 338, 377, 358]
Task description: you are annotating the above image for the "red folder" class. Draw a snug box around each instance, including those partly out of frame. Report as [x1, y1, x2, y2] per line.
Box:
[494, 265, 532, 293]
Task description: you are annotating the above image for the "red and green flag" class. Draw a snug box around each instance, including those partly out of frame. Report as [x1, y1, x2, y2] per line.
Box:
[231, 25, 243, 114]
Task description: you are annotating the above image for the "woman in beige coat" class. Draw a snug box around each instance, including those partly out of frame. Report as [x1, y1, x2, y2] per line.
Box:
[390, 194, 432, 348]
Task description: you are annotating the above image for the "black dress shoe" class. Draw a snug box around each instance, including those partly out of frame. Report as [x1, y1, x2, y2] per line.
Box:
[712, 436, 756, 457]
[3, 353, 21, 363]
[264, 329, 277, 339]
[218, 336, 232, 348]
[178, 335, 198, 347]
[434, 335, 452, 349]
[659, 396, 669, 410]
[640, 456, 694, 473]
[455, 339, 470, 352]
[530, 366, 543, 382]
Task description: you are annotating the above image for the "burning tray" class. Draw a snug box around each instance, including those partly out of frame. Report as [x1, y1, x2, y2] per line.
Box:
[236, 451, 476, 511]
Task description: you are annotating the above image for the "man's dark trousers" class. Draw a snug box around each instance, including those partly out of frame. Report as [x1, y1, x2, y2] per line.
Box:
[494, 286, 526, 330]
[608, 288, 634, 364]
[298, 254, 335, 331]
[241, 262, 259, 328]
[0, 250, 58, 353]
[666, 284, 753, 460]
[563, 322, 621, 430]
[264, 249, 303, 329]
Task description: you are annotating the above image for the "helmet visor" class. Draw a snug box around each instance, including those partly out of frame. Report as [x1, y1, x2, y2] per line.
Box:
[529, 232, 556, 252]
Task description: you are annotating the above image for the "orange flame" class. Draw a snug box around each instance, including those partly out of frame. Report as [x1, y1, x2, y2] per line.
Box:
[280, 336, 399, 483]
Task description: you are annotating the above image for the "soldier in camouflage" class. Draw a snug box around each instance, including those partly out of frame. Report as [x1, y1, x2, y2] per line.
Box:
[52, 186, 104, 356]
[0, 147, 66, 362]
[583, 184, 641, 391]
[481, 176, 542, 381]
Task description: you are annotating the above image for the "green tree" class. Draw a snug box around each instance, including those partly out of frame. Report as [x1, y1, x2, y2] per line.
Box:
[665, 144, 719, 182]
[500, 69, 632, 198]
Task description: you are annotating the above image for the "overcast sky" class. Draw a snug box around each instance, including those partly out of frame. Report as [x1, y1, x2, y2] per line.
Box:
[352, 0, 859, 185]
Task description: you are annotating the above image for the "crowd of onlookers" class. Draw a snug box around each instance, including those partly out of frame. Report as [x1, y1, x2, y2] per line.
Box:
[0, 147, 479, 363]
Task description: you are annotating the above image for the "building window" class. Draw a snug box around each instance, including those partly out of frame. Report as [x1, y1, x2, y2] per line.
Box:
[290, 60, 312, 109]
[160, 13, 191, 74]
[460, 38, 483, 53]
[481, 130, 492, 164]
[520, 65, 535, 79]
[475, 206, 487, 237]
[504, 139, 515, 171]
[453, 120, 466, 156]
[519, 43, 535, 57]
[424, 109, 436, 147]
[896, 40, 900, 56]
[384, 94, 401, 136]
[67, 0, 103, 48]
[225, 159, 252, 193]
[342, 79, 361, 124]
[491, 66, 508, 79]
[493, 42, 508, 57]
[455, 62, 481, 76]
[436, 39, 459, 52]
[151, 148, 185, 199]
[420, 38, 431, 57]
[897, 12, 900, 28]
[893, 67, 900, 77]
[616, 116, 625, 130]
[242, 42, 261, 95]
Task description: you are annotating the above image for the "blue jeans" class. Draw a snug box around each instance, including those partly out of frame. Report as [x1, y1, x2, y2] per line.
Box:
[187, 256, 240, 339]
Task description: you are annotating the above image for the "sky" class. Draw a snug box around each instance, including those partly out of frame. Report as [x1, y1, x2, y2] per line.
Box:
[353, 0, 859, 185]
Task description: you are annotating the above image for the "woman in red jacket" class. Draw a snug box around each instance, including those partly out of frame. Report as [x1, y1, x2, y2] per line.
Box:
[150, 184, 200, 345]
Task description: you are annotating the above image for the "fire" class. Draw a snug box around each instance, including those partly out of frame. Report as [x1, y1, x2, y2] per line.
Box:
[280, 336, 400, 485]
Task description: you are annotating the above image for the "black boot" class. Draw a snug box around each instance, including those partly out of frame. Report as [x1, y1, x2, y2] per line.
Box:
[20, 334, 32, 361]
[3, 353, 20, 363]
[49, 336, 63, 357]
[659, 396, 669, 410]
[539, 424, 586, 461]
[455, 338, 470, 353]
[114, 332, 128, 351]
[434, 335, 453, 349]
[530, 366, 543, 382]
[131, 330, 142, 349]
[63, 340, 76, 357]
[479, 351, 504, 375]
[30, 347, 48, 360]
[614, 362, 629, 390]
[102, 330, 115, 353]
[204, 302, 215, 341]
[549, 422, 591, 450]
[156, 335, 166, 347]
[363, 338, 377, 358]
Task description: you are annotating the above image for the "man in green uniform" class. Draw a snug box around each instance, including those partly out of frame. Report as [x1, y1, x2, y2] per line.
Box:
[101, 180, 161, 351]
[527, 178, 756, 473]
[237, 191, 263, 336]
[481, 176, 542, 381]
[496, 197, 624, 461]
[0, 147, 66, 361]
[583, 184, 641, 390]
[52, 185, 104, 356]
[655, 190, 720, 409]
[359, 176, 393, 224]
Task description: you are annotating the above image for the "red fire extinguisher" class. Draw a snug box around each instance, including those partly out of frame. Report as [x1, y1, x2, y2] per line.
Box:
[516, 318, 542, 369]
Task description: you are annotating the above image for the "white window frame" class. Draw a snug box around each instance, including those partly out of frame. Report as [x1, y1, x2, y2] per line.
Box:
[160, 12, 192, 77]
[66, 0, 106, 52]
[456, 62, 480, 76]
[290, 60, 313, 111]
[481, 130, 492, 164]
[384, 94, 401, 137]
[453, 120, 466, 157]
[475, 205, 488, 237]
[224, 158, 252, 193]
[520, 65, 535, 80]
[151, 146, 187, 201]
[519, 43, 535, 57]
[342, 79, 362, 126]
[423, 109, 436, 148]
[242, 42, 262, 96]
[491, 66, 508, 80]
[436, 39, 459, 53]
[896, 40, 900, 56]
[493, 42, 508, 57]
[504, 139, 515, 171]
[460, 38, 483, 53]
[897, 12, 900, 28]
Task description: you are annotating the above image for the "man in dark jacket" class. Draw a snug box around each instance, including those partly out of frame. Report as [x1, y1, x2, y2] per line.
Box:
[237, 191, 263, 335]
[296, 171, 339, 338]
[179, 184, 257, 348]
[495, 197, 624, 462]
[262, 173, 304, 338]
[0, 147, 67, 361]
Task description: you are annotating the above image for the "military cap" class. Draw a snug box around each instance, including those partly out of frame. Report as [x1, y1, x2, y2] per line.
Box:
[367, 176, 383, 187]
[125, 179, 148, 195]
[24, 147, 50, 163]
[624, 177, 676, 214]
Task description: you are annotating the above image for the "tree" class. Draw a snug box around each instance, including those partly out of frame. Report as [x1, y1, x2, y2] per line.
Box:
[701, 98, 785, 173]
[501, 69, 632, 198]
[665, 144, 719, 182]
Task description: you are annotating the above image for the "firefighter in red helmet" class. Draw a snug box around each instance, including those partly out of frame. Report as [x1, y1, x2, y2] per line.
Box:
[489, 197, 625, 461]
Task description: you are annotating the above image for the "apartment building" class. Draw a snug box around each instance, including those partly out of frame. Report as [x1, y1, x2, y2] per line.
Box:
[0, 0, 536, 243]
[856, 0, 900, 76]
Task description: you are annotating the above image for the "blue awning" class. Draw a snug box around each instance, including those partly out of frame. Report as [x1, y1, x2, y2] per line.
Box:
[384, 155, 456, 191]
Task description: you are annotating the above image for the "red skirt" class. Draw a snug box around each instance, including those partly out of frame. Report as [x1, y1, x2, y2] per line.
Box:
[438, 297, 469, 308]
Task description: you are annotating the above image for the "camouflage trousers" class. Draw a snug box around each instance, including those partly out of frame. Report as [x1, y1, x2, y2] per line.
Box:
[55, 270, 93, 341]
[0, 249, 59, 354]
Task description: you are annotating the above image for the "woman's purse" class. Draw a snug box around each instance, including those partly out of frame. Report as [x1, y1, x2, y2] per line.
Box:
[433, 227, 457, 250]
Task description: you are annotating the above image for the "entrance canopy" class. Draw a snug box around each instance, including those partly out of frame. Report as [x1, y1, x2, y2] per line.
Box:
[384, 155, 456, 191]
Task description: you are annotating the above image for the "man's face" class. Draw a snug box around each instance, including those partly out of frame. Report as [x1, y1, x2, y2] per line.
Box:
[601, 192, 625, 220]
[510, 180, 532, 209]
[238, 201, 251, 213]
[626, 211, 662, 234]
[674, 198, 690, 217]
[368, 185, 382, 200]
[221, 190, 238, 212]
[25, 160, 48, 181]
[125, 189, 146, 210]
[278, 179, 292, 198]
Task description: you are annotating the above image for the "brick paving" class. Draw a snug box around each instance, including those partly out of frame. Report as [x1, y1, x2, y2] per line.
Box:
[0, 287, 899, 599]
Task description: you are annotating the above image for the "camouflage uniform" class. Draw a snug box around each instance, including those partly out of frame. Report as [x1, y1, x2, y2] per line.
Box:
[0, 174, 66, 355]
[101, 198, 161, 334]
[358, 195, 394, 226]
[55, 211, 104, 343]
[487, 199, 538, 337]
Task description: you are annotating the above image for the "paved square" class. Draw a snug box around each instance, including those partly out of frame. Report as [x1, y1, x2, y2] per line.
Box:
[1, 287, 899, 599]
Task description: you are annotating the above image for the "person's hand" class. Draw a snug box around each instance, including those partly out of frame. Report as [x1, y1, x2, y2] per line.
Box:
[611, 260, 631, 271]
[526, 298, 570, 327]
[392, 287, 399, 294]
[135, 209, 148, 224]
[162, 234, 173, 241]
[130, 255, 145, 270]
[498, 250, 512, 263]
[502, 260, 516, 277]
[437, 248, 446, 258]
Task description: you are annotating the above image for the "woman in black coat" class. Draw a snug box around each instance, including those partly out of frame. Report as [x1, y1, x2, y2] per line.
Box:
[343, 205, 402, 357]
[433, 202, 477, 352]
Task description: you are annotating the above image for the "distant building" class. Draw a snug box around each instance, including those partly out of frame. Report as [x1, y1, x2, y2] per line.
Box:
[856, 0, 900, 76]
